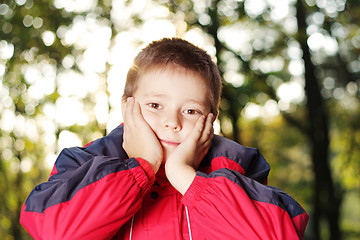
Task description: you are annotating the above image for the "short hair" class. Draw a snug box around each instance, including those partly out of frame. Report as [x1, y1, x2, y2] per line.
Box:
[122, 37, 222, 116]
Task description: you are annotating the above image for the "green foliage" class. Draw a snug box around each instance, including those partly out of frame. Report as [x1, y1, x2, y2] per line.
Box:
[330, 99, 360, 190]
[164, 0, 360, 239]
[240, 115, 313, 209]
[1, 0, 359, 239]
[1, 1, 90, 239]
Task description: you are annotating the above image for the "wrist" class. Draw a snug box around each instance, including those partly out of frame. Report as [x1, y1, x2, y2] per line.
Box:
[165, 161, 196, 195]
[149, 159, 161, 173]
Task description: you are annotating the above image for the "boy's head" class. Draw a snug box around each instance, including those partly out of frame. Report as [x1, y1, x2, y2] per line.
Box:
[122, 38, 222, 117]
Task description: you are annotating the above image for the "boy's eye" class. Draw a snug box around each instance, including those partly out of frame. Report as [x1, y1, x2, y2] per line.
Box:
[184, 109, 200, 115]
[148, 103, 161, 109]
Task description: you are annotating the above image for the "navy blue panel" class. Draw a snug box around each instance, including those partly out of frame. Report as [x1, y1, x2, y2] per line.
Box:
[197, 169, 305, 218]
[200, 135, 270, 184]
[25, 125, 139, 213]
[25, 125, 274, 214]
[80, 125, 128, 159]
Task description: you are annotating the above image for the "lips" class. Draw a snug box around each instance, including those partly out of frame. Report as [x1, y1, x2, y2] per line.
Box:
[160, 139, 180, 147]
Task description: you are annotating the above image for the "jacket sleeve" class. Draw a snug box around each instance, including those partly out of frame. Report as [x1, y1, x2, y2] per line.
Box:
[182, 135, 309, 240]
[20, 125, 155, 240]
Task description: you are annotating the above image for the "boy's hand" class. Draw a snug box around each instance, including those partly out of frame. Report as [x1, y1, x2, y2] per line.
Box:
[122, 97, 163, 173]
[165, 113, 214, 194]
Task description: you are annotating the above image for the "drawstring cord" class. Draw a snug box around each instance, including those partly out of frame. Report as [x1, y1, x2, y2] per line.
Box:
[129, 207, 193, 240]
[129, 215, 134, 240]
[185, 206, 193, 240]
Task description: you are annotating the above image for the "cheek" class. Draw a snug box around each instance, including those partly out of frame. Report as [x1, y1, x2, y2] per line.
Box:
[181, 118, 198, 137]
[140, 108, 159, 132]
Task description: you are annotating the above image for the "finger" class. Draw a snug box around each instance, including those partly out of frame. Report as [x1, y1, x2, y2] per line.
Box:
[132, 100, 143, 124]
[124, 97, 135, 125]
[121, 99, 127, 121]
[123, 97, 130, 119]
[122, 98, 133, 138]
[133, 101, 154, 133]
[203, 132, 214, 149]
[122, 99, 130, 150]
[191, 115, 206, 142]
[200, 113, 214, 143]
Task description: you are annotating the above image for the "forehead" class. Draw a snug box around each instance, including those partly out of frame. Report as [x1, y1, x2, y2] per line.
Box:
[135, 65, 211, 105]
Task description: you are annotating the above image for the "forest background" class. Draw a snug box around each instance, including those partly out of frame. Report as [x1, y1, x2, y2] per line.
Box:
[0, 0, 359, 239]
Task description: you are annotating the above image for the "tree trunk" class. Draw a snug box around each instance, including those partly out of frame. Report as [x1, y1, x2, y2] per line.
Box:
[296, 1, 342, 239]
[207, 0, 241, 143]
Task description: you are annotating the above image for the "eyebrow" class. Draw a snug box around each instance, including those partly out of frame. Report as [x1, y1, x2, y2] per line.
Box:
[185, 99, 207, 107]
[143, 93, 207, 107]
[143, 93, 168, 98]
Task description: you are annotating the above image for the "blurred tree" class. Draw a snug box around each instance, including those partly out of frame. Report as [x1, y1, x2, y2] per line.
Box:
[0, 0, 108, 238]
[163, 0, 360, 239]
[296, 1, 339, 239]
[1, 0, 177, 238]
[1, 0, 359, 239]
[0, 1, 69, 239]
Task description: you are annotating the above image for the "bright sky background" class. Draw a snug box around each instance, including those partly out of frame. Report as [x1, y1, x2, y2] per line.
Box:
[0, 0, 356, 170]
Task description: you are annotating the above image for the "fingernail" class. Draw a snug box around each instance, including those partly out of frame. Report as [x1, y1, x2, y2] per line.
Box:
[127, 97, 133, 102]
[209, 113, 214, 121]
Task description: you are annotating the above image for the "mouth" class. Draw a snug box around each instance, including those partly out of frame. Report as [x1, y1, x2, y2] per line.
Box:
[160, 139, 180, 147]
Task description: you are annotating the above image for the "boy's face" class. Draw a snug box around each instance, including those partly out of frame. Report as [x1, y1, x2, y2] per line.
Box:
[133, 66, 211, 162]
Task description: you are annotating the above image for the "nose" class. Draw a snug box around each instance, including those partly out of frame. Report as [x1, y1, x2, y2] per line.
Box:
[163, 112, 182, 132]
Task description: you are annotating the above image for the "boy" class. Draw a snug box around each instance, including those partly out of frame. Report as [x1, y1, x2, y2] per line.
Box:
[20, 38, 309, 239]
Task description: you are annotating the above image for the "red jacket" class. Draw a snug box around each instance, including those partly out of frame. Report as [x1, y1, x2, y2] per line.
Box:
[20, 124, 308, 239]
